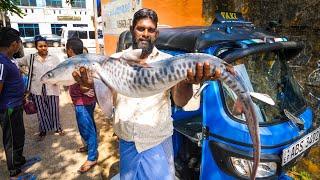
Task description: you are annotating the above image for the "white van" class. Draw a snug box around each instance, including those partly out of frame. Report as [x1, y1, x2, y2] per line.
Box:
[61, 27, 104, 49]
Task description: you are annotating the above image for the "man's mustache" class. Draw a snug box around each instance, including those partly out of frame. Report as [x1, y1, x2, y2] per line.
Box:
[138, 38, 152, 44]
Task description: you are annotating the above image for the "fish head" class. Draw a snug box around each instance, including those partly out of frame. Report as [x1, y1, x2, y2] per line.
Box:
[41, 54, 106, 86]
[40, 63, 77, 86]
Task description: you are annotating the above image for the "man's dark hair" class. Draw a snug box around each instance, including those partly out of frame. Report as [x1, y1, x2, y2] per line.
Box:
[66, 37, 83, 55]
[0, 27, 21, 47]
[132, 8, 158, 28]
[34, 35, 47, 47]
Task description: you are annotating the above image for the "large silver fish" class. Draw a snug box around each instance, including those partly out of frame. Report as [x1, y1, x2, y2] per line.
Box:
[41, 50, 260, 179]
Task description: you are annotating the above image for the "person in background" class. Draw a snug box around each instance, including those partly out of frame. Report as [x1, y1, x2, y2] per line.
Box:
[0, 27, 26, 178]
[73, 8, 223, 179]
[17, 35, 64, 141]
[66, 37, 98, 173]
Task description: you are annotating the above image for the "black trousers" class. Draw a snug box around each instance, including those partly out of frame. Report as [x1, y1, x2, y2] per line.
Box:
[0, 106, 26, 177]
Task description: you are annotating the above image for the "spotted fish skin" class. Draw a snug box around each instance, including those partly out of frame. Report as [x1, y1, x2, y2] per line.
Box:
[41, 53, 260, 179]
[98, 53, 228, 97]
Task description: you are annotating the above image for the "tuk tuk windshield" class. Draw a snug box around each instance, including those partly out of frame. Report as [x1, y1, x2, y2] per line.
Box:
[222, 52, 306, 123]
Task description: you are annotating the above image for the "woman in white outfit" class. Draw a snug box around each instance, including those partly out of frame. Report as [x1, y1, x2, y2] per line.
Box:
[18, 35, 64, 141]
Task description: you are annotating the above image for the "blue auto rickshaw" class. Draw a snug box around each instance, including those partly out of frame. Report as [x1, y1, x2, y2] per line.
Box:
[117, 11, 319, 180]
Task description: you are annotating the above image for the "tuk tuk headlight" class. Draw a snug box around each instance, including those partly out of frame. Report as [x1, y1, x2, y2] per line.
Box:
[230, 157, 277, 178]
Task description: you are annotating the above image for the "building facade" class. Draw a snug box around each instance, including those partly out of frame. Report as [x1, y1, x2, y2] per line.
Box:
[8, 0, 94, 37]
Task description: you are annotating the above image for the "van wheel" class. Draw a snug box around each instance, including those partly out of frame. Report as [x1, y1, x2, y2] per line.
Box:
[53, 42, 60, 47]
[26, 42, 33, 48]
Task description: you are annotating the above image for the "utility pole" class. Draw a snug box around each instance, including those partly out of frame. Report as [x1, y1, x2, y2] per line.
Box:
[1, 11, 6, 27]
[93, 0, 100, 54]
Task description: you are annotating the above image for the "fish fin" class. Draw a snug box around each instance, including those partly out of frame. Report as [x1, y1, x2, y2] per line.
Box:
[118, 49, 153, 68]
[93, 78, 114, 119]
[121, 49, 143, 61]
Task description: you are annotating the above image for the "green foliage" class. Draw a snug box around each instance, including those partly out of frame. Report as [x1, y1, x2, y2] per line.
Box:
[290, 166, 313, 180]
[0, 0, 25, 18]
[298, 171, 312, 180]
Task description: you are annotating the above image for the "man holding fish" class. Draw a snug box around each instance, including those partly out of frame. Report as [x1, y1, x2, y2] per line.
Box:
[40, 6, 261, 178]
[72, 8, 223, 179]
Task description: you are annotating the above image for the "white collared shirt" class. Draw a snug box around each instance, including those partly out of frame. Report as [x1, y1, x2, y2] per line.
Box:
[111, 47, 174, 152]
[17, 53, 60, 96]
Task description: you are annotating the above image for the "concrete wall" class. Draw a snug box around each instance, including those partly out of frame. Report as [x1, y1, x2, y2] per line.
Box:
[142, 0, 206, 27]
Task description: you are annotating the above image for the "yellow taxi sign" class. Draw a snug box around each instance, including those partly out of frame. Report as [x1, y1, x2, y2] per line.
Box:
[214, 11, 247, 23]
[220, 12, 238, 20]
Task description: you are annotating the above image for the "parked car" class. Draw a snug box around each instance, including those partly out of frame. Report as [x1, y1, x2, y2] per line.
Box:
[22, 34, 61, 48]
[116, 11, 319, 180]
[60, 27, 104, 50]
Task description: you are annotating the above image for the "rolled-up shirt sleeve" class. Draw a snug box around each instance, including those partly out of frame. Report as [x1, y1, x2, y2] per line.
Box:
[16, 54, 30, 67]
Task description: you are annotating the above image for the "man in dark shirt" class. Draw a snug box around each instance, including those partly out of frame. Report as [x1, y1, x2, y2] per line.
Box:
[0, 27, 26, 178]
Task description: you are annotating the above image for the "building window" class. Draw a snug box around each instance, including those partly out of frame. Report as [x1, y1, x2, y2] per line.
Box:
[89, 31, 95, 39]
[18, 23, 39, 37]
[46, 0, 62, 7]
[72, 0, 86, 8]
[51, 24, 67, 36]
[68, 30, 87, 39]
[73, 24, 88, 27]
[14, 0, 37, 6]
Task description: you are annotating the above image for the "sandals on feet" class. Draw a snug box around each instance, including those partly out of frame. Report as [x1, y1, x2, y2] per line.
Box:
[76, 146, 88, 153]
[36, 132, 46, 141]
[78, 161, 97, 174]
[55, 129, 65, 136]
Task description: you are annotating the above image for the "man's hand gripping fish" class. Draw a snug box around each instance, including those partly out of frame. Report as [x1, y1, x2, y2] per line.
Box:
[41, 49, 260, 180]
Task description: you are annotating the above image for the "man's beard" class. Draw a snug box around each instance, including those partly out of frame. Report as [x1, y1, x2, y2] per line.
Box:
[132, 37, 154, 58]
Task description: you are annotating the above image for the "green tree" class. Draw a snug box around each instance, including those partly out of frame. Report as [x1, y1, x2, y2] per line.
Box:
[0, 0, 25, 18]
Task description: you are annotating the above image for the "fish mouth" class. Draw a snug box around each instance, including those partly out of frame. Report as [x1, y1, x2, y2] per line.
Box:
[40, 73, 52, 83]
[39, 76, 47, 83]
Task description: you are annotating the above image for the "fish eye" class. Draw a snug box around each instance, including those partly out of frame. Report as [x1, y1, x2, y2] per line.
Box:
[47, 72, 53, 77]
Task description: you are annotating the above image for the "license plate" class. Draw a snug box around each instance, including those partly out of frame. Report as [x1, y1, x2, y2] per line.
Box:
[282, 126, 320, 166]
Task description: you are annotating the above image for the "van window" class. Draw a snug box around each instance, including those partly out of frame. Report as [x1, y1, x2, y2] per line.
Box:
[78, 31, 87, 39]
[89, 31, 95, 39]
[68, 30, 87, 39]
[68, 30, 78, 38]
